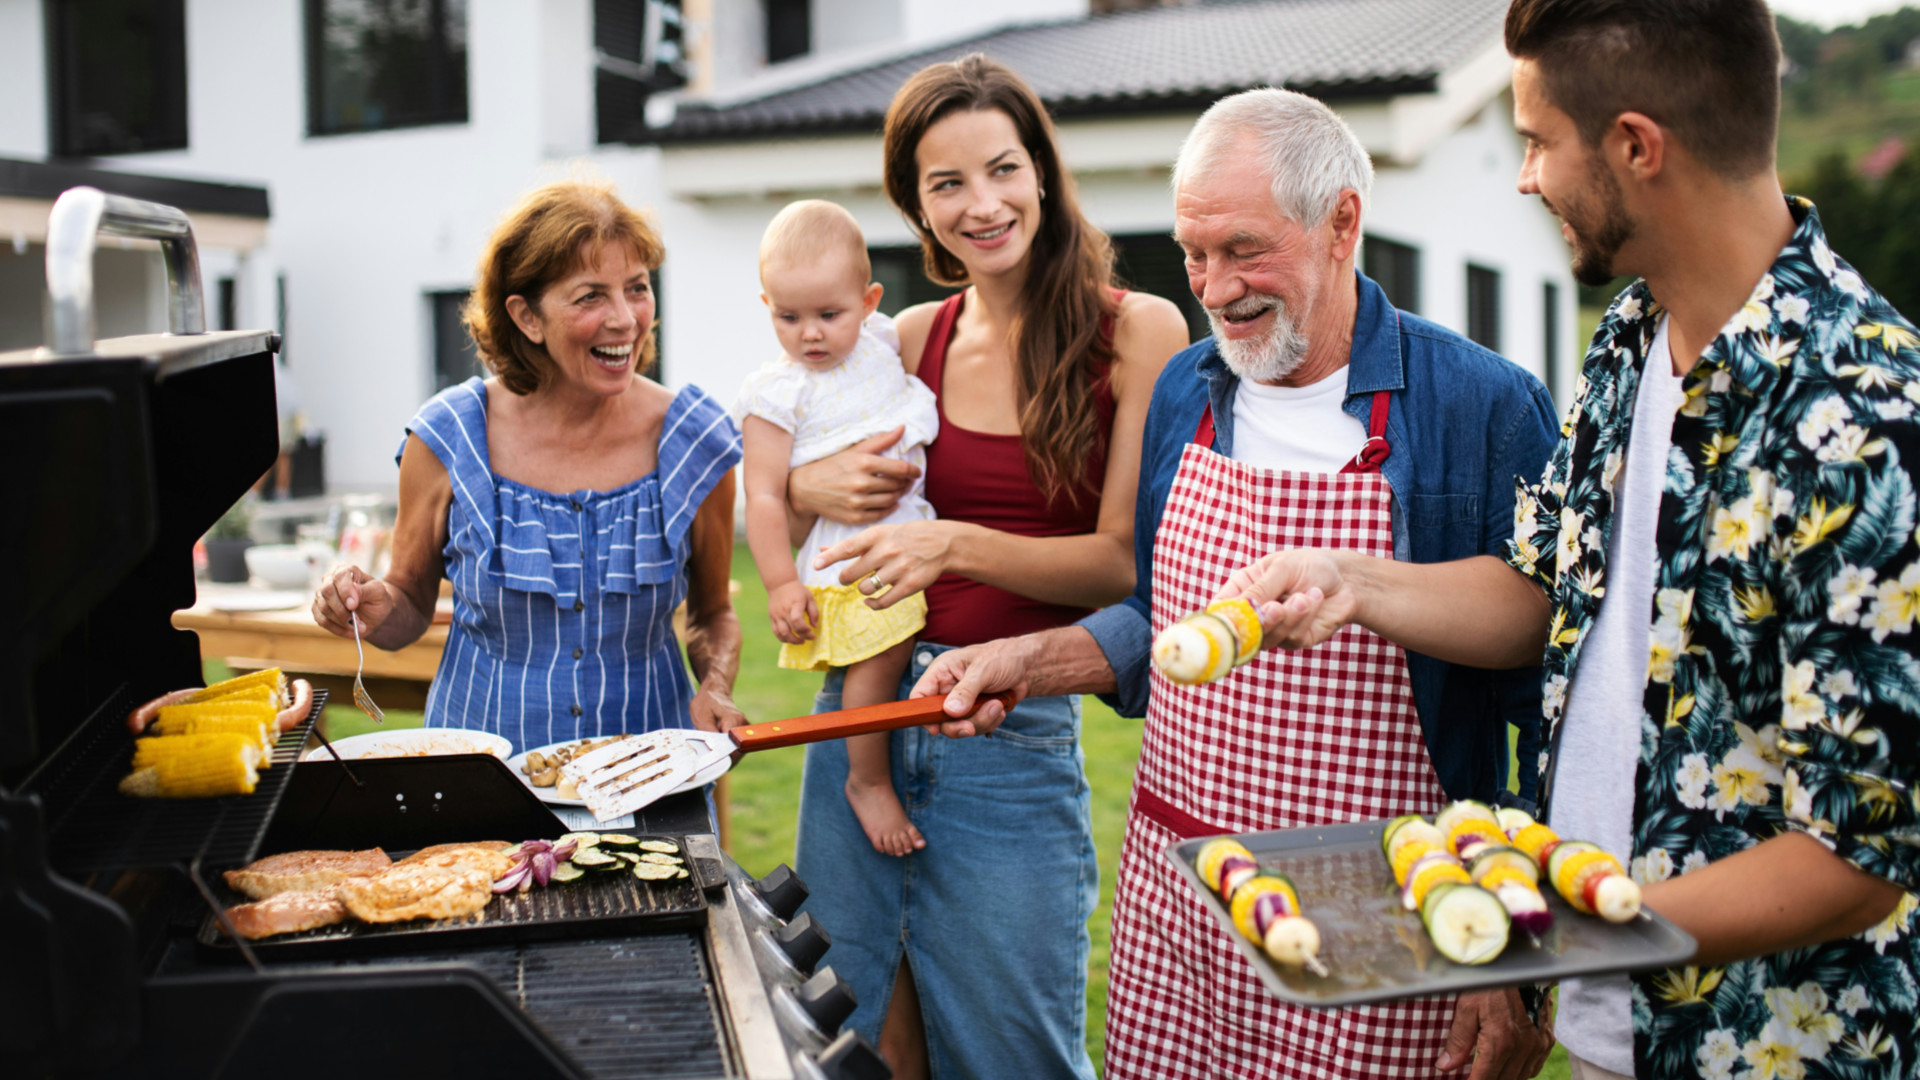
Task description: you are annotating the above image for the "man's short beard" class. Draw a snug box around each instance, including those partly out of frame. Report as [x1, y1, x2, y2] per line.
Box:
[1558, 156, 1635, 288]
[1208, 293, 1310, 384]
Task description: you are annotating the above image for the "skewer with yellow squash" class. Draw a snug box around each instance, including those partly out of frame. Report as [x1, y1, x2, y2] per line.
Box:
[1381, 813, 1511, 965]
[1192, 837, 1328, 975]
[1152, 599, 1264, 685]
[1496, 808, 1642, 924]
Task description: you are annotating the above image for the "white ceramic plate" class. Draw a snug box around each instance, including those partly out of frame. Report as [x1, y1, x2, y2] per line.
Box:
[300, 728, 513, 762]
[506, 735, 729, 806]
[206, 590, 308, 612]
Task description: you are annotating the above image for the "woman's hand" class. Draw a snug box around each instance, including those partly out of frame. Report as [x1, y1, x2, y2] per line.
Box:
[786, 427, 921, 527]
[767, 581, 819, 644]
[815, 520, 961, 610]
[312, 564, 400, 640]
[689, 682, 747, 732]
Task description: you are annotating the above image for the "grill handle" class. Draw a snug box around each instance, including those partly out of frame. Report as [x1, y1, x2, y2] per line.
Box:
[44, 186, 206, 357]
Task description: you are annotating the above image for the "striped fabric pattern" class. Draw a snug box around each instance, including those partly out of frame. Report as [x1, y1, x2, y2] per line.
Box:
[400, 377, 742, 753]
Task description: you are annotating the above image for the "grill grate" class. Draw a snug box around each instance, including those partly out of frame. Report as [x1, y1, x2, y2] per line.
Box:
[22, 683, 325, 874]
[196, 837, 707, 956]
[268, 933, 734, 1079]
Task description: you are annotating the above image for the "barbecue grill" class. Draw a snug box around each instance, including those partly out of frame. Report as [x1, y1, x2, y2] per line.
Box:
[0, 188, 887, 1080]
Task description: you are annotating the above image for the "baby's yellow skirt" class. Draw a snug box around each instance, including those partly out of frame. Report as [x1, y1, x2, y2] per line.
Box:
[778, 584, 927, 672]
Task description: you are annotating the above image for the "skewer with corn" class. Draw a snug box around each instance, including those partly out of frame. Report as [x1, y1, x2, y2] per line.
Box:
[119, 733, 260, 798]
[1193, 837, 1328, 975]
[1152, 599, 1264, 685]
[1496, 808, 1642, 924]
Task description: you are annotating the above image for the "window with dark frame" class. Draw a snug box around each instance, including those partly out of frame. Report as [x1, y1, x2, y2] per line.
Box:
[430, 290, 485, 393]
[595, 0, 689, 144]
[1543, 280, 1561, 405]
[1363, 236, 1421, 315]
[306, 0, 469, 137]
[217, 277, 237, 331]
[766, 0, 810, 63]
[46, 0, 188, 157]
[1466, 263, 1501, 353]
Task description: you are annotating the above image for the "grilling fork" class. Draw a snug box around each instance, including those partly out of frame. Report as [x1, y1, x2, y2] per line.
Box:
[349, 612, 385, 724]
[563, 692, 1013, 822]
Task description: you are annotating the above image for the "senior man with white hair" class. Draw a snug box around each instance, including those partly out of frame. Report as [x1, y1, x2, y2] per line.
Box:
[912, 89, 1560, 1079]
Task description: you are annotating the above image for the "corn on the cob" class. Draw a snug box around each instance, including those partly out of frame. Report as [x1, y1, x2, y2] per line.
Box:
[189, 667, 286, 704]
[187, 684, 276, 709]
[149, 717, 272, 760]
[154, 702, 276, 760]
[120, 733, 259, 798]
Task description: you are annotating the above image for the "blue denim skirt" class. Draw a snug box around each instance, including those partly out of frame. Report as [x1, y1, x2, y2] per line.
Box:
[794, 641, 1099, 1080]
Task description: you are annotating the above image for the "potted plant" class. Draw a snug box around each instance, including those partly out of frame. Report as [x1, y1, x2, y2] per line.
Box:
[204, 498, 256, 583]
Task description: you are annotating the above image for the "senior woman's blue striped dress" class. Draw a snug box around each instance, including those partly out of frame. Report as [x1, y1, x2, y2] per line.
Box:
[400, 377, 741, 753]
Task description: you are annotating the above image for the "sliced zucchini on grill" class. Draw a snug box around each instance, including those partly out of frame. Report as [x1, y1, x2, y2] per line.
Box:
[632, 862, 679, 881]
[596, 834, 641, 850]
[551, 862, 586, 883]
[558, 832, 602, 848]
[639, 852, 683, 865]
[674, 868, 690, 879]
[570, 849, 619, 869]
[612, 851, 641, 864]
[638, 840, 679, 854]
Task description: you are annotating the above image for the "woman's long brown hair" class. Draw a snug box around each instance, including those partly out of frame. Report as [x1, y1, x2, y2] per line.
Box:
[882, 54, 1119, 505]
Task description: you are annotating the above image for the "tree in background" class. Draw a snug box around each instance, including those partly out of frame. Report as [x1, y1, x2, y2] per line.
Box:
[1798, 152, 1920, 324]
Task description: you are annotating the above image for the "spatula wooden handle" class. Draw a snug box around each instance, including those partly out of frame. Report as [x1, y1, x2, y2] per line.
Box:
[730, 693, 1016, 753]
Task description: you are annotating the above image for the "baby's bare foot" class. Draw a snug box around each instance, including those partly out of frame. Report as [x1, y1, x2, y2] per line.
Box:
[845, 775, 925, 857]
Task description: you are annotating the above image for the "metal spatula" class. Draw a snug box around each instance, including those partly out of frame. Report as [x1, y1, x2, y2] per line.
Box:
[562, 693, 1013, 823]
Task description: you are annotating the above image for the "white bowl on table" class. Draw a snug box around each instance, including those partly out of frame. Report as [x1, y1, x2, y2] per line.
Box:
[245, 543, 313, 589]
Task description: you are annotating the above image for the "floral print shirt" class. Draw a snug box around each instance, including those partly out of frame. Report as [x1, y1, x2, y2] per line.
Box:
[1509, 199, 1920, 1080]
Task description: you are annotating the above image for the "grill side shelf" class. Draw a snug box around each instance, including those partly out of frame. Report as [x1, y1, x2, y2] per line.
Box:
[22, 684, 326, 875]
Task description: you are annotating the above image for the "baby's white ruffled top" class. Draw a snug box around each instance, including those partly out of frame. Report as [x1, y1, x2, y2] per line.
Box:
[732, 312, 937, 590]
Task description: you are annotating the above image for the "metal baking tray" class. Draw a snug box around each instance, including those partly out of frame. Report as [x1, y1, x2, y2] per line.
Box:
[198, 834, 714, 958]
[1166, 818, 1697, 1009]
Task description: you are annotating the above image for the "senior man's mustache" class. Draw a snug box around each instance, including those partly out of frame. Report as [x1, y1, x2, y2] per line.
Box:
[1210, 295, 1281, 324]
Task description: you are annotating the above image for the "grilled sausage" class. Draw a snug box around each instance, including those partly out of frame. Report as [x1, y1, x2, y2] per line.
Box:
[274, 678, 313, 734]
[126, 687, 200, 735]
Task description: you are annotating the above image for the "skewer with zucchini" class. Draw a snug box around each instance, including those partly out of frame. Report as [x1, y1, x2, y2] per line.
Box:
[1499, 809, 1643, 923]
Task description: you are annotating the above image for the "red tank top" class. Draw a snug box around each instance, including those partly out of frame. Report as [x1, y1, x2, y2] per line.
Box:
[918, 290, 1119, 646]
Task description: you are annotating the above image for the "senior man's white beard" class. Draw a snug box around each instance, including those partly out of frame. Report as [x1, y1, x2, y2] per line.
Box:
[1207, 293, 1309, 384]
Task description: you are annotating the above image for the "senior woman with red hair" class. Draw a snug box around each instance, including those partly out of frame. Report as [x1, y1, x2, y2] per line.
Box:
[313, 177, 745, 746]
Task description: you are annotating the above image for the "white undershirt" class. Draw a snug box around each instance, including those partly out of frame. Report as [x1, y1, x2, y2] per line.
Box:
[1552, 317, 1685, 1074]
[1230, 366, 1369, 472]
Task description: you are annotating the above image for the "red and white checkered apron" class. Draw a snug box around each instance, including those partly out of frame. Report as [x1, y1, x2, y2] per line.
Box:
[1104, 392, 1456, 1080]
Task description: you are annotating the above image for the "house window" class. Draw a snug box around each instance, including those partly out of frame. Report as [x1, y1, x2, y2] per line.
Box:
[47, 0, 188, 157]
[1363, 236, 1420, 315]
[217, 277, 237, 331]
[1466, 263, 1501, 352]
[869, 247, 960, 318]
[430, 290, 485, 393]
[596, 0, 689, 143]
[306, 0, 469, 137]
[1542, 280, 1561, 404]
[767, 0, 810, 63]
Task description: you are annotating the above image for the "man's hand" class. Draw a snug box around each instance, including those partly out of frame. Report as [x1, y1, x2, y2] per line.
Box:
[908, 636, 1043, 737]
[1437, 987, 1554, 1080]
[1212, 550, 1360, 651]
[766, 581, 818, 644]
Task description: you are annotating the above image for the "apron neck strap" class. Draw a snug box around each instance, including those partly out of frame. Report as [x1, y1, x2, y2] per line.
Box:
[1192, 388, 1393, 474]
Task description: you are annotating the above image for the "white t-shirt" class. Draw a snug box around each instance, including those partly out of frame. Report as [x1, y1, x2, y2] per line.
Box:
[1551, 317, 1685, 1074]
[1230, 366, 1369, 472]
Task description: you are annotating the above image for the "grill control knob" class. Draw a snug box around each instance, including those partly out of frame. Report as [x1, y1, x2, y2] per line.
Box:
[813, 1029, 891, 1080]
[751, 864, 809, 921]
[795, 966, 858, 1036]
[772, 911, 832, 976]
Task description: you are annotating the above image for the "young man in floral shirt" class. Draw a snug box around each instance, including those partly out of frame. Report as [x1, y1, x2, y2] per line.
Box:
[1187, 1, 1920, 1077]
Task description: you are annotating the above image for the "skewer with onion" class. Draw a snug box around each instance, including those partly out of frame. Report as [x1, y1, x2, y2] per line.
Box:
[1194, 838, 1328, 976]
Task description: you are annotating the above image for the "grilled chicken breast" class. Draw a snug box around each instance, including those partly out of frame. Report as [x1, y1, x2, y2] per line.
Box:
[336, 863, 493, 923]
[222, 887, 352, 939]
[398, 841, 515, 880]
[222, 848, 392, 900]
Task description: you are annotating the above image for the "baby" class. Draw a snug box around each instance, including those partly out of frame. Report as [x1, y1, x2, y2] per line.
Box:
[734, 200, 938, 857]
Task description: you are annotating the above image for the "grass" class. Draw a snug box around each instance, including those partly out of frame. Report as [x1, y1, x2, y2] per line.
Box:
[225, 547, 1570, 1077]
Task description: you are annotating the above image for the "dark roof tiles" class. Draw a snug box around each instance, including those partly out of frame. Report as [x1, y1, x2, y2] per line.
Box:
[652, 0, 1509, 143]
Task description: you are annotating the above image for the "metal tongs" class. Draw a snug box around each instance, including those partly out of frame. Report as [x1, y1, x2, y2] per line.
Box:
[563, 693, 1013, 822]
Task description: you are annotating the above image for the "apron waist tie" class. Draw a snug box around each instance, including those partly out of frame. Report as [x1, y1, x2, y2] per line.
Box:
[1134, 784, 1224, 840]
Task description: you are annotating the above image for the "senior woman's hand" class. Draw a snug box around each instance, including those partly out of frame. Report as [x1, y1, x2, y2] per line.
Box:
[689, 682, 747, 732]
[815, 519, 963, 610]
[312, 564, 404, 642]
[786, 426, 921, 527]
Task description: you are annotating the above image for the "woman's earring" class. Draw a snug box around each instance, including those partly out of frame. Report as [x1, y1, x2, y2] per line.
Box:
[919, 216, 930, 231]
[1039, 185, 1047, 201]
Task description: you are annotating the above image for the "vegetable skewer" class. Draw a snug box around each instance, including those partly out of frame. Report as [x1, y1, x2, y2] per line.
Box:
[1193, 838, 1329, 976]
[1499, 809, 1643, 924]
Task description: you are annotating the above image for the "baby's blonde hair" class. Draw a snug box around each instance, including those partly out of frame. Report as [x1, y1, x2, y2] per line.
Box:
[759, 200, 871, 285]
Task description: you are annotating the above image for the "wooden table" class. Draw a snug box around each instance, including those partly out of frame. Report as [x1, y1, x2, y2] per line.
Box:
[172, 582, 450, 710]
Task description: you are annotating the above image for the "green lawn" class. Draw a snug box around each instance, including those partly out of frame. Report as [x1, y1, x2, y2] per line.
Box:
[253, 546, 1569, 1077]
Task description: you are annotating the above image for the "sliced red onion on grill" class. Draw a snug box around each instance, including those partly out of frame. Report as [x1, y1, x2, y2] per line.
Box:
[493, 862, 532, 893]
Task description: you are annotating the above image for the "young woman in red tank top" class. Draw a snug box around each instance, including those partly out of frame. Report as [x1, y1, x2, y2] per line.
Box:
[785, 55, 1189, 1080]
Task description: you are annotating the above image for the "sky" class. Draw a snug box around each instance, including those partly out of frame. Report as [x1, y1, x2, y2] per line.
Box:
[1771, 0, 1911, 28]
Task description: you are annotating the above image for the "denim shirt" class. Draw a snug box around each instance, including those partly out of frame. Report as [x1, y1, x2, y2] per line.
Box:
[1079, 271, 1559, 805]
